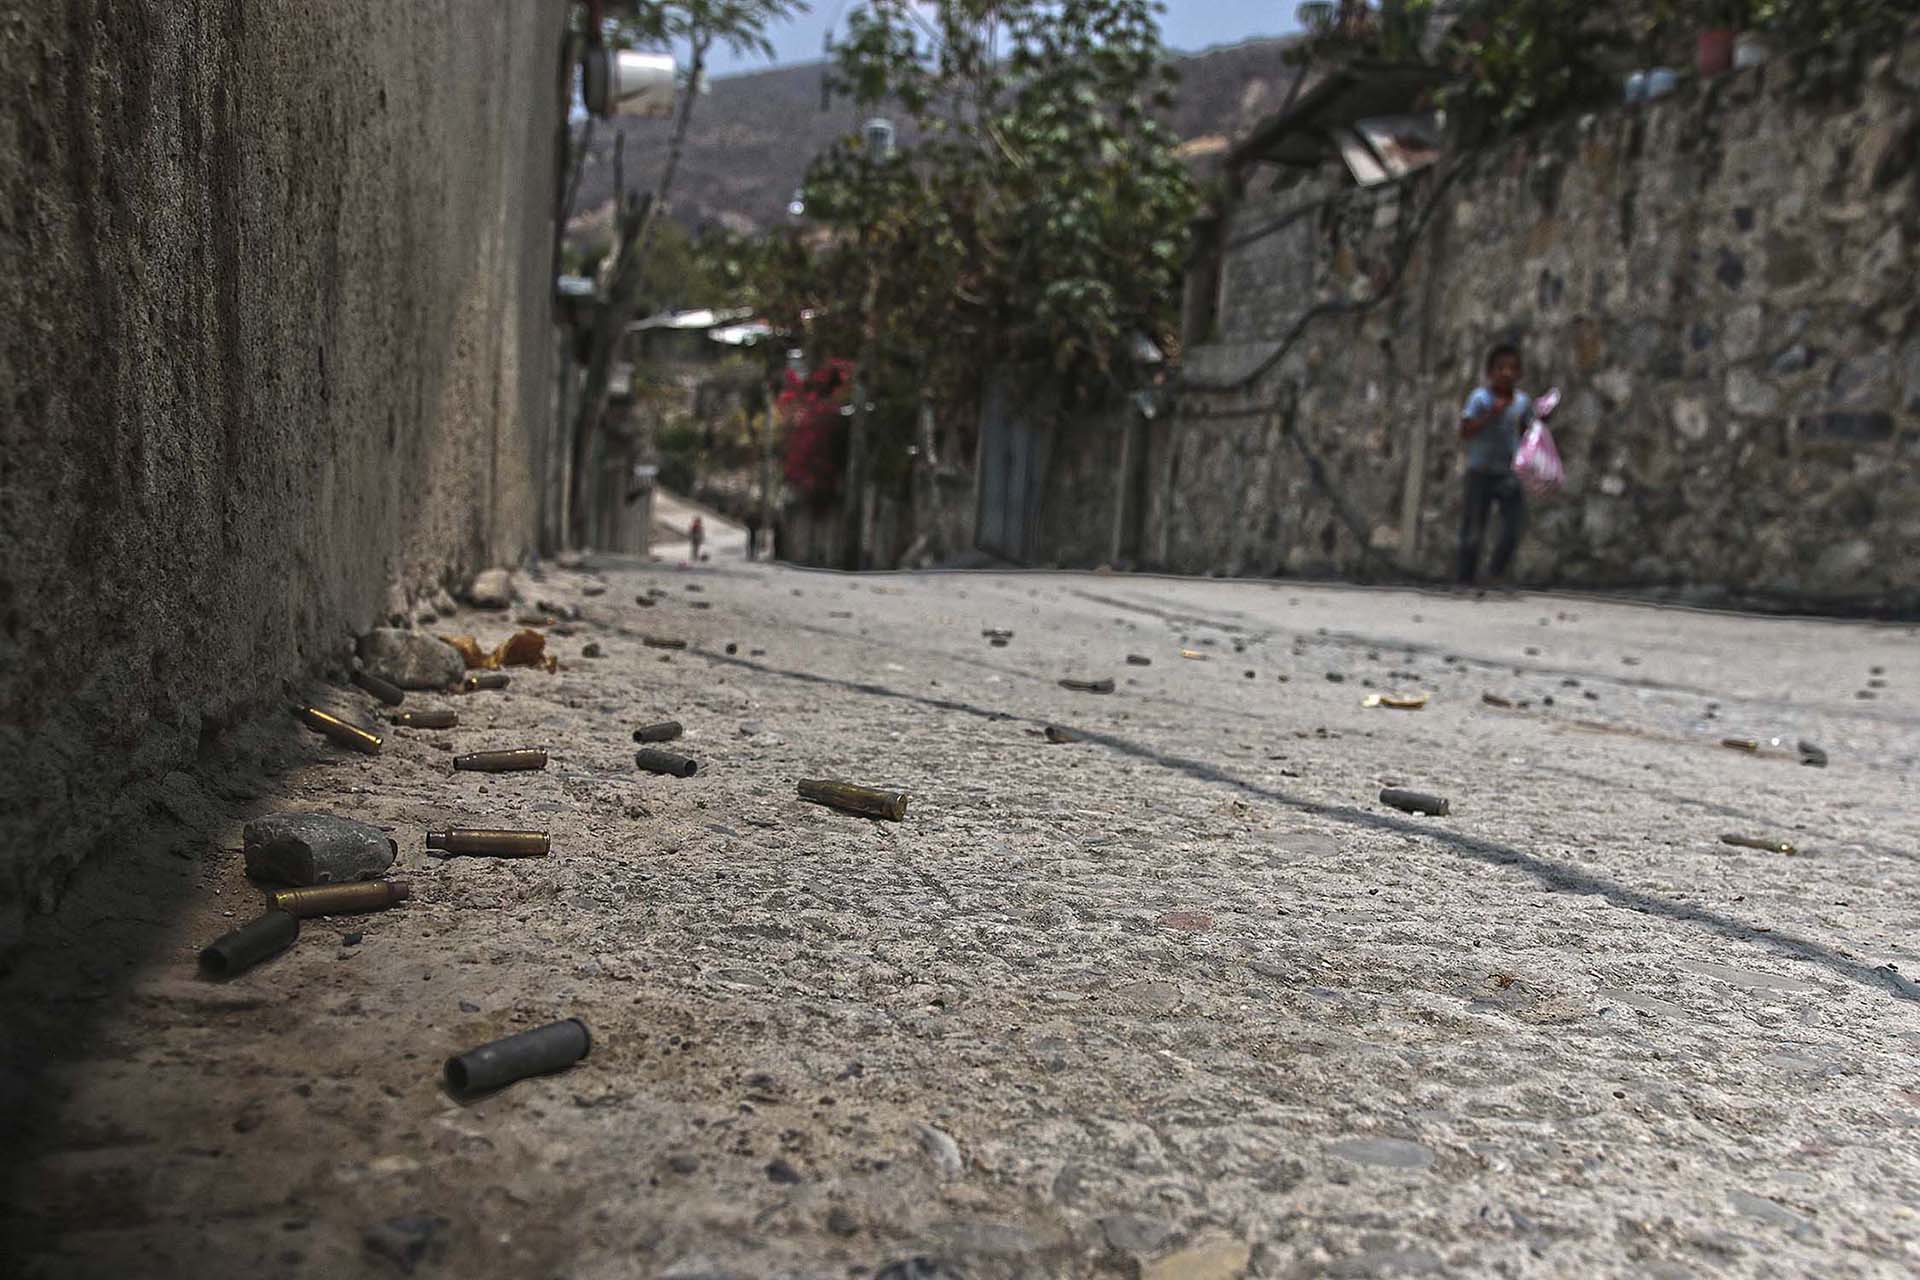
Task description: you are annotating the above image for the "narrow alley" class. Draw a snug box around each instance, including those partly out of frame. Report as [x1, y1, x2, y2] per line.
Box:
[4, 561, 1917, 1278]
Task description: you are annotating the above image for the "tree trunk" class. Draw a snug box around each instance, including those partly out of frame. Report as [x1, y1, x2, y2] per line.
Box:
[841, 246, 881, 571]
[567, 34, 709, 549]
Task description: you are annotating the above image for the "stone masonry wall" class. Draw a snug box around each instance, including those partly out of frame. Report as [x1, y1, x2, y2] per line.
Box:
[1163, 29, 1920, 610]
[0, 1, 566, 949]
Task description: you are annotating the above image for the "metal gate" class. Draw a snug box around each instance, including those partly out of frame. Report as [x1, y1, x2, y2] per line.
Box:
[976, 378, 1039, 562]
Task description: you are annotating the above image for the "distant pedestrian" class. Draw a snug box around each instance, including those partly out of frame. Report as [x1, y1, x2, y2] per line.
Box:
[688, 515, 705, 563]
[744, 512, 762, 560]
[1457, 343, 1532, 588]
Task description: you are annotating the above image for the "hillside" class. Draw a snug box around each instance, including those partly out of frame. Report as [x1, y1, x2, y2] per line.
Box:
[568, 36, 1303, 237]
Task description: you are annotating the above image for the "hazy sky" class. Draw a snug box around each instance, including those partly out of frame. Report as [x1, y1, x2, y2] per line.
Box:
[706, 1, 1299, 76]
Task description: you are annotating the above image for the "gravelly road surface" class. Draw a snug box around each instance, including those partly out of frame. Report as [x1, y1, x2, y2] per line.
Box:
[4, 559, 1918, 1280]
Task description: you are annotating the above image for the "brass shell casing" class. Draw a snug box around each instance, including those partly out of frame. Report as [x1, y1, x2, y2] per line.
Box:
[426, 829, 551, 857]
[452, 748, 548, 772]
[268, 881, 412, 917]
[294, 706, 382, 755]
[797, 779, 908, 821]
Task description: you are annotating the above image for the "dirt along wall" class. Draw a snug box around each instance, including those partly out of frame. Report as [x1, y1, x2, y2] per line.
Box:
[1168, 28, 1920, 610]
[0, 1, 567, 951]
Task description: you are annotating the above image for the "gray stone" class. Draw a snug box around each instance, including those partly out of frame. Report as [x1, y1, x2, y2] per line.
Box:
[1727, 368, 1780, 415]
[1100, 1213, 1174, 1254]
[244, 813, 397, 886]
[357, 628, 464, 690]
[432, 589, 458, 617]
[826, 1206, 859, 1237]
[915, 1123, 964, 1178]
[1728, 1190, 1814, 1233]
[1671, 397, 1710, 442]
[1769, 344, 1814, 376]
[1328, 1136, 1435, 1169]
[362, 1214, 449, 1274]
[382, 583, 410, 628]
[1723, 304, 1764, 358]
[466, 568, 514, 609]
[1828, 351, 1890, 406]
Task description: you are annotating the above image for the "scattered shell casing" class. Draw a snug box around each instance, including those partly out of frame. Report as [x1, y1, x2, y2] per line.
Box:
[1125, 655, 1152, 666]
[294, 706, 382, 755]
[200, 910, 299, 977]
[1380, 787, 1449, 816]
[1059, 677, 1115, 694]
[1481, 692, 1514, 708]
[632, 721, 684, 743]
[391, 708, 459, 729]
[797, 778, 908, 821]
[1720, 833, 1796, 855]
[642, 636, 687, 650]
[464, 671, 511, 692]
[426, 829, 551, 857]
[1720, 737, 1759, 753]
[634, 748, 698, 778]
[268, 881, 412, 917]
[352, 670, 406, 706]
[453, 748, 548, 772]
[445, 1019, 591, 1095]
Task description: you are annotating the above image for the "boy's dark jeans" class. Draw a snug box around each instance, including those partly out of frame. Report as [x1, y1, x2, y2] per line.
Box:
[1457, 470, 1525, 584]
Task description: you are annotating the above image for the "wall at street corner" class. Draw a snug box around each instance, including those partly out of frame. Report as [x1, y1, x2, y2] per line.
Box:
[1164, 29, 1920, 610]
[0, 0, 567, 950]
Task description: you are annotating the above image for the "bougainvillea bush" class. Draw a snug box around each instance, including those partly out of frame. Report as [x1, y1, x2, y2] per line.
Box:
[779, 359, 854, 506]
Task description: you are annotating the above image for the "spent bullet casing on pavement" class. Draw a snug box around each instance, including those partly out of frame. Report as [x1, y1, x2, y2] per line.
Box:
[426, 829, 551, 857]
[632, 720, 684, 744]
[1381, 787, 1450, 816]
[352, 670, 406, 706]
[453, 748, 548, 772]
[268, 881, 412, 917]
[797, 779, 908, 821]
[642, 636, 687, 650]
[464, 671, 511, 692]
[200, 911, 299, 977]
[1059, 677, 1115, 694]
[634, 748, 698, 777]
[391, 707, 458, 729]
[294, 706, 382, 754]
[1721, 832, 1796, 854]
[445, 1018, 592, 1094]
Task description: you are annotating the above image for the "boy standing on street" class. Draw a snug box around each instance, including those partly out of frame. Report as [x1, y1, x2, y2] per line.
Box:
[1457, 343, 1531, 588]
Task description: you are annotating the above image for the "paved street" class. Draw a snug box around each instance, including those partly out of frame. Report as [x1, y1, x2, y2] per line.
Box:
[4, 560, 1919, 1279]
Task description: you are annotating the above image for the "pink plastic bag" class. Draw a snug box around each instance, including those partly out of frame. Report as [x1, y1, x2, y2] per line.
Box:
[1514, 420, 1564, 496]
[1514, 386, 1564, 496]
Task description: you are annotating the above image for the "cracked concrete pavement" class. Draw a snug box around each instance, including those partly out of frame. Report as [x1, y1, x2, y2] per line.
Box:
[4, 558, 1919, 1279]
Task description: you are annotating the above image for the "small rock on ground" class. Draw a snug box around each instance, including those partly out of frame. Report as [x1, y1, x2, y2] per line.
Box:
[357, 628, 464, 690]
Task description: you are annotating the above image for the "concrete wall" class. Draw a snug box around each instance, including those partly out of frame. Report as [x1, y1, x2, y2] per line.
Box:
[0, 1, 566, 947]
[1165, 29, 1920, 610]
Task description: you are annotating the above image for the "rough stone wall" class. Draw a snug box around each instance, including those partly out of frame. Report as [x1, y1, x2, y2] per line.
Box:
[0, 1, 565, 947]
[1164, 30, 1920, 609]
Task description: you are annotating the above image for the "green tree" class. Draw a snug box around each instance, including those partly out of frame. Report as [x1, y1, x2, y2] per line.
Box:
[568, 0, 807, 549]
[782, 0, 1197, 565]
[811, 0, 1197, 392]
